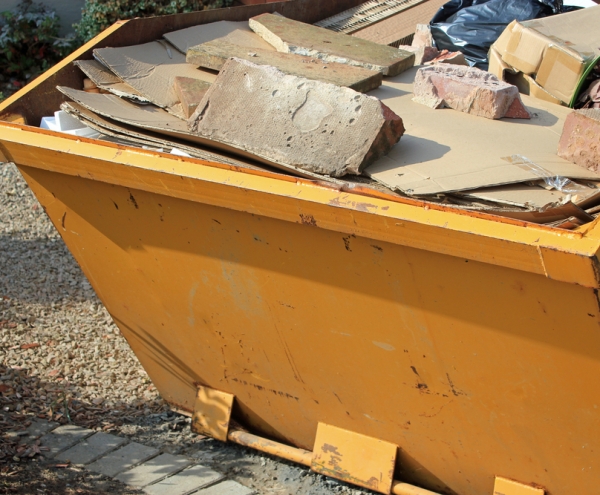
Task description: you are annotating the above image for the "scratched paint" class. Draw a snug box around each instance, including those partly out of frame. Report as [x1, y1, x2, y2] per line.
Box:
[372, 341, 395, 351]
[188, 281, 199, 326]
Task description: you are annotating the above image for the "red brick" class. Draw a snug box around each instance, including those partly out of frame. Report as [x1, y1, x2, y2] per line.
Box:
[413, 65, 530, 120]
[557, 109, 600, 172]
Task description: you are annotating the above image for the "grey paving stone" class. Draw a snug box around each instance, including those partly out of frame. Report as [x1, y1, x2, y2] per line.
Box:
[40, 424, 94, 456]
[87, 442, 159, 477]
[195, 480, 255, 495]
[115, 453, 192, 488]
[55, 432, 127, 465]
[18, 420, 59, 445]
[26, 419, 59, 437]
[144, 464, 224, 495]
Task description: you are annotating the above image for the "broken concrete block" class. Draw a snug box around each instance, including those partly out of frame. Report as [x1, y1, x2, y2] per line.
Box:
[174, 77, 211, 119]
[188, 58, 404, 177]
[558, 109, 600, 173]
[248, 13, 414, 76]
[397, 45, 440, 65]
[186, 40, 382, 93]
[411, 24, 434, 48]
[413, 65, 530, 120]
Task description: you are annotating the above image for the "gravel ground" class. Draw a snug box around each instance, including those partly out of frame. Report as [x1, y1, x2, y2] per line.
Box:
[0, 161, 372, 495]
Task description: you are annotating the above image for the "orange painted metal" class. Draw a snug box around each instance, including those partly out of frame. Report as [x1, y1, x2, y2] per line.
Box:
[1, 5, 600, 495]
[228, 429, 313, 466]
[493, 477, 545, 495]
[312, 423, 397, 494]
[191, 386, 234, 441]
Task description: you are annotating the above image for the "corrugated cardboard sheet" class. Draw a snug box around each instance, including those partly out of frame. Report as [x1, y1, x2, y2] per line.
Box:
[364, 68, 600, 195]
[93, 41, 216, 117]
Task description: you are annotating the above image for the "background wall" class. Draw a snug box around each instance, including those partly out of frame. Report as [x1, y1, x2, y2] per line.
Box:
[2, 0, 85, 35]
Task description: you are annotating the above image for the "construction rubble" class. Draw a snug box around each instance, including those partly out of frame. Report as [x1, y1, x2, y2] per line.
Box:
[46, 2, 600, 230]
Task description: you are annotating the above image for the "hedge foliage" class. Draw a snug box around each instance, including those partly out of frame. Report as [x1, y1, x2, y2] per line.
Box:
[74, 0, 234, 42]
[0, 0, 75, 81]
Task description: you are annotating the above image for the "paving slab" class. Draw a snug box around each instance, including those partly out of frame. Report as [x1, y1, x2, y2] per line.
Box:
[87, 442, 159, 477]
[186, 40, 382, 93]
[144, 464, 224, 495]
[163, 21, 272, 54]
[115, 453, 193, 488]
[55, 432, 127, 465]
[25, 419, 59, 438]
[40, 424, 94, 457]
[188, 58, 404, 178]
[249, 13, 414, 76]
[196, 480, 254, 495]
[174, 77, 212, 118]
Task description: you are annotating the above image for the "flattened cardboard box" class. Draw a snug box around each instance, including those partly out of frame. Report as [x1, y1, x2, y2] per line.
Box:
[491, 6, 600, 105]
[363, 68, 600, 196]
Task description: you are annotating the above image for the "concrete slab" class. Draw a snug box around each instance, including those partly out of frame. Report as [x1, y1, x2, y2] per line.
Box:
[195, 480, 254, 495]
[249, 14, 414, 76]
[55, 432, 127, 465]
[187, 41, 382, 93]
[115, 453, 192, 488]
[87, 442, 159, 477]
[189, 58, 404, 178]
[144, 464, 224, 495]
[40, 424, 94, 457]
[25, 419, 59, 438]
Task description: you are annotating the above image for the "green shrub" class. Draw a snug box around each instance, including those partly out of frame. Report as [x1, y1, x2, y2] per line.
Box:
[74, 0, 235, 42]
[0, 0, 77, 81]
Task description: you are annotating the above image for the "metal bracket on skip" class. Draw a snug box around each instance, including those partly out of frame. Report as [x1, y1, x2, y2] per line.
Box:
[190, 386, 544, 495]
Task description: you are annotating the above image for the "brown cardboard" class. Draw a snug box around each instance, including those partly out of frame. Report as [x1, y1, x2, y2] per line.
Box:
[74, 60, 150, 103]
[492, 6, 600, 104]
[488, 47, 517, 81]
[501, 21, 551, 75]
[535, 44, 587, 104]
[60, 101, 259, 168]
[505, 72, 563, 106]
[363, 68, 600, 195]
[93, 41, 216, 117]
[457, 181, 600, 209]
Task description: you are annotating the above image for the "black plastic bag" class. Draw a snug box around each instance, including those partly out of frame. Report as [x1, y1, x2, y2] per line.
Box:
[430, 0, 563, 69]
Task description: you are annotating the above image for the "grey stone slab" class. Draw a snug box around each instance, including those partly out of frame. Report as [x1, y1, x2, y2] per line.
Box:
[195, 480, 255, 495]
[55, 432, 127, 465]
[87, 442, 159, 477]
[18, 419, 59, 445]
[188, 58, 404, 178]
[249, 13, 414, 76]
[187, 40, 382, 93]
[26, 419, 59, 437]
[144, 464, 224, 495]
[115, 453, 192, 488]
[40, 424, 94, 456]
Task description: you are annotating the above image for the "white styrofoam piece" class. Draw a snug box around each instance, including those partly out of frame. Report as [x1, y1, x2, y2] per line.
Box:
[170, 148, 191, 157]
[40, 116, 59, 131]
[54, 110, 87, 131]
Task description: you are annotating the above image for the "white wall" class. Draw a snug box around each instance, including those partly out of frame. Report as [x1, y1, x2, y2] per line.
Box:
[2, 0, 86, 35]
